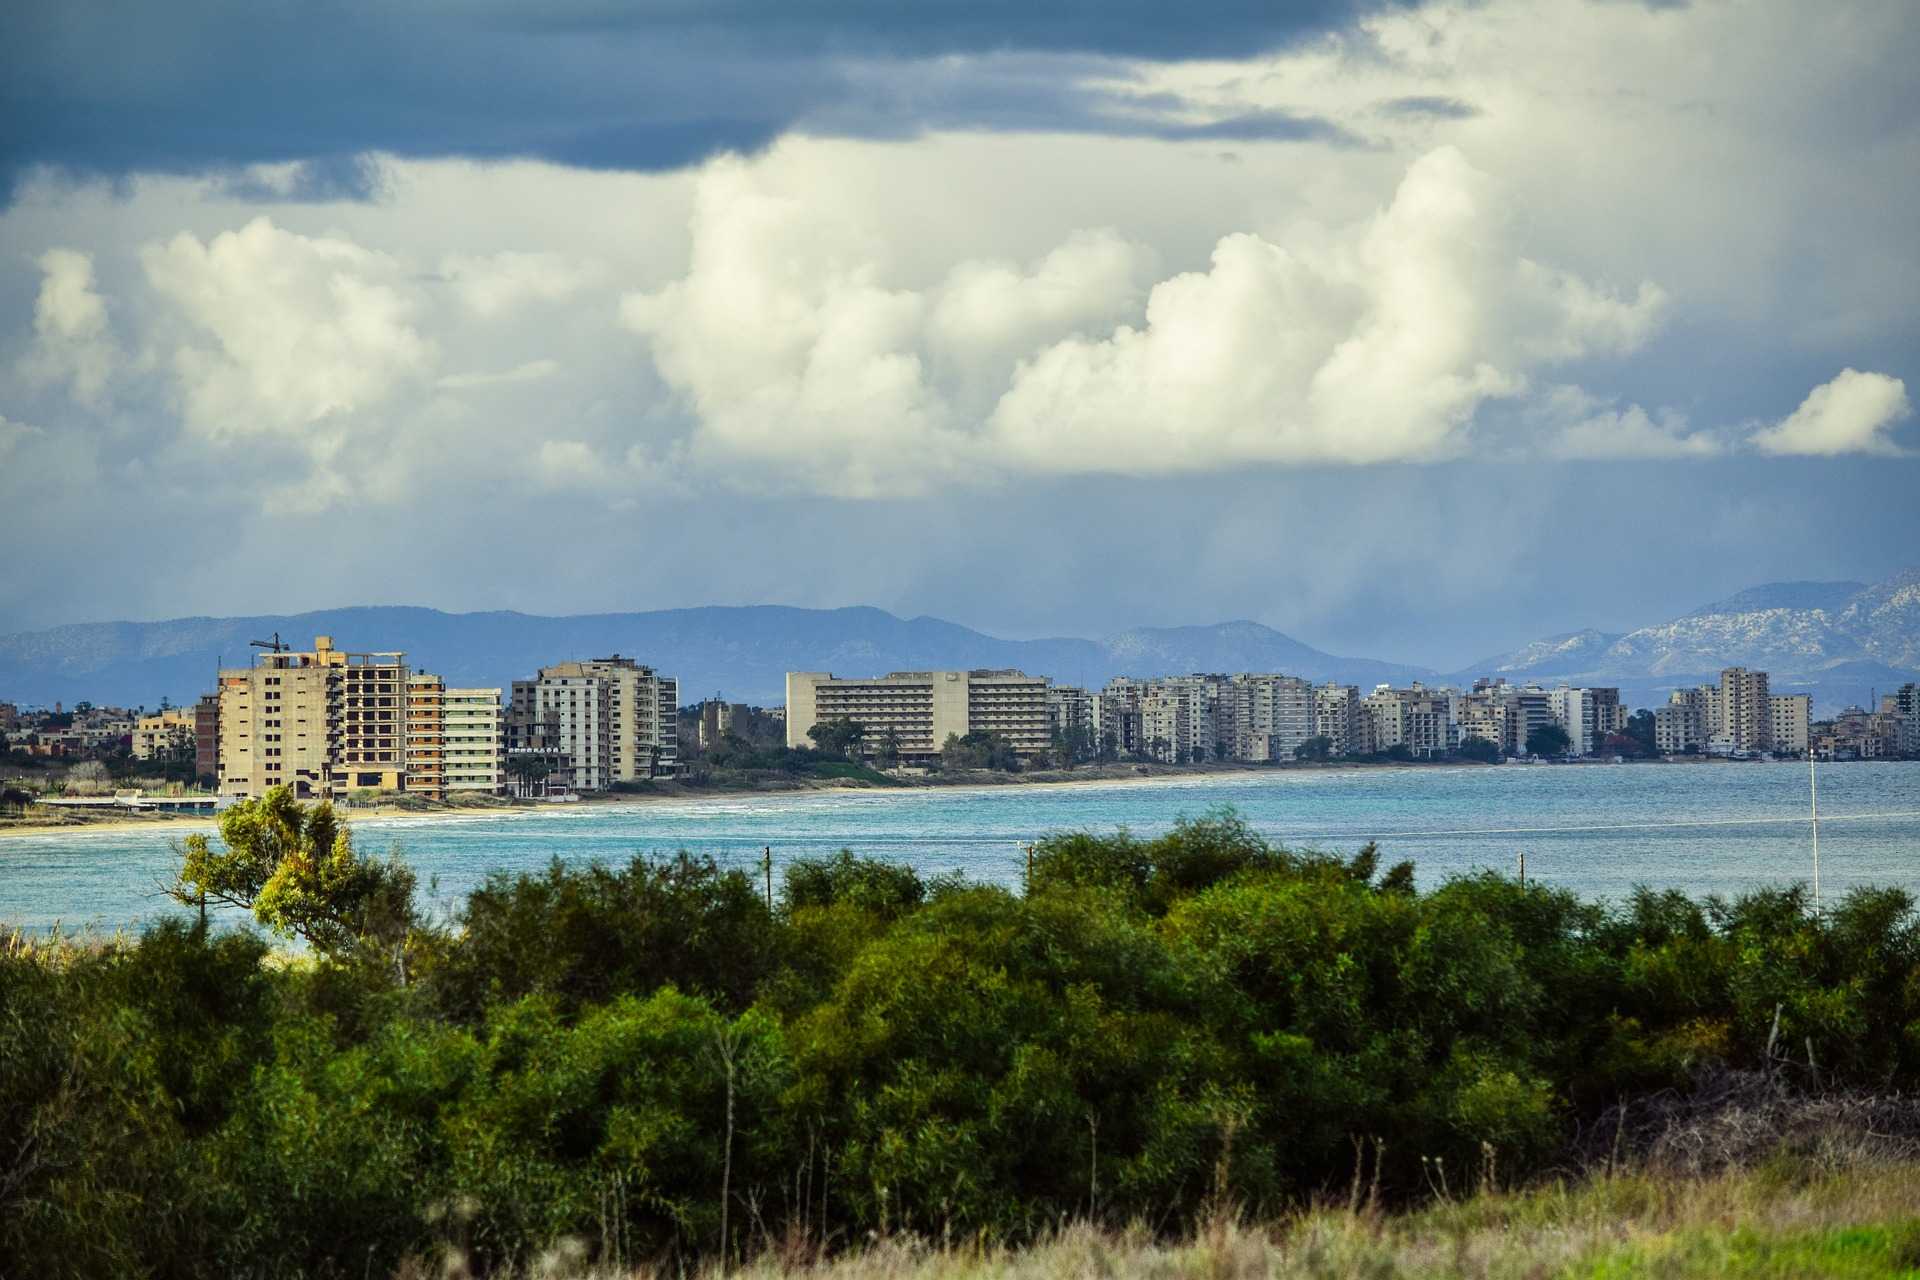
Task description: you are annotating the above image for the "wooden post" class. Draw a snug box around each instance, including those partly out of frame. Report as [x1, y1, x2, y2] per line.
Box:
[1517, 850, 1525, 890]
[764, 846, 773, 912]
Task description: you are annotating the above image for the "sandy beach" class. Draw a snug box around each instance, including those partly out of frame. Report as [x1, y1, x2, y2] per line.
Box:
[0, 760, 1419, 839]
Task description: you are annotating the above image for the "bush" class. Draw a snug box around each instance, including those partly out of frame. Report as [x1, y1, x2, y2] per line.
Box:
[10, 808, 1920, 1272]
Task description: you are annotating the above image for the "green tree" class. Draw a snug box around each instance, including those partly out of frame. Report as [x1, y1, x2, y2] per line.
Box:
[1526, 724, 1571, 757]
[505, 754, 551, 794]
[169, 787, 417, 963]
[1456, 736, 1502, 763]
[941, 729, 1018, 771]
[1624, 708, 1658, 755]
[1293, 735, 1334, 762]
[807, 717, 866, 760]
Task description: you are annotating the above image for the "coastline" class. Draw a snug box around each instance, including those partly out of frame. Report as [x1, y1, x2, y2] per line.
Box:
[0, 760, 1444, 839]
[2, 755, 1789, 842]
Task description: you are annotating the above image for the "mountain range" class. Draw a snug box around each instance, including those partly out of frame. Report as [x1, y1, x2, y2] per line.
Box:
[0, 568, 1914, 716]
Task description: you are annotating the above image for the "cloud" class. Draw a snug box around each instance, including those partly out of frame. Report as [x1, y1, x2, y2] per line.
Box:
[1549, 403, 1723, 461]
[440, 252, 598, 316]
[436, 359, 560, 389]
[140, 216, 435, 439]
[620, 144, 1662, 489]
[1749, 369, 1911, 457]
[20, 249, 116, 407]
[990, 147, 1662, 473]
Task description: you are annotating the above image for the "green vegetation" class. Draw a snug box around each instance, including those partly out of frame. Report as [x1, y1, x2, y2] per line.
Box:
[6, 791, 1920, 1277]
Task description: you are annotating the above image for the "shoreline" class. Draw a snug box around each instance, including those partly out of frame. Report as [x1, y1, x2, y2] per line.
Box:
[0, 754, 1840, 841]
[0, 760, 1428, 838]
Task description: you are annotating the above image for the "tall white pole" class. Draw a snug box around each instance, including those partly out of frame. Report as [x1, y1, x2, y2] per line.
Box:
[1809, 750, 1821, 917]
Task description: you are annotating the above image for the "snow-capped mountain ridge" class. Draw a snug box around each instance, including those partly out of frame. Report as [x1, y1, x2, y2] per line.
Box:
[1465, 567, 1920, 683]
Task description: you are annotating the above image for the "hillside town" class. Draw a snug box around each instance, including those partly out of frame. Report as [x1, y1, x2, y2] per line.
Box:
[3, 634, 1916, 807]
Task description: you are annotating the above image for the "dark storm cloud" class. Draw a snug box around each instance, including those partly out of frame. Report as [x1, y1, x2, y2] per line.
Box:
[0, 0, 1386, 189]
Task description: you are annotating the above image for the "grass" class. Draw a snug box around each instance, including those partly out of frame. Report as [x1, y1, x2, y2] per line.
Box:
[467, 1163, 1920, 1280]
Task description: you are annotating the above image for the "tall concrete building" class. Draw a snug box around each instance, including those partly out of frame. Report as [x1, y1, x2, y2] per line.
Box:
[444, 689, 504, 792]
[1046, 685, 1094, 754]
[194, 693, 219, 782]
[786, 670, 1050, 762]
[1362, 684, 1451, 758]
[1313, 683, 1363, 756]
[219, 637, 409, 800]
[1655, 686, 1711, 754]
[406, 674, 446, 800]
[1231, 674, 1316, 761]
[1710, 667, 1771, 750]
[1549, 687, 1597, 757]
[1768, 694, 1811, 755]
[509, 656, 678, 792]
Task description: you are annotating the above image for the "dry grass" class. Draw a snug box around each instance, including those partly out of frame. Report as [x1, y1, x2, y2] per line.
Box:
[435, 1159, 1920, 1280]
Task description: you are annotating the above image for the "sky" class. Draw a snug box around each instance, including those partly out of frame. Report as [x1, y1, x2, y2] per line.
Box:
[1, 0, 1917, 670]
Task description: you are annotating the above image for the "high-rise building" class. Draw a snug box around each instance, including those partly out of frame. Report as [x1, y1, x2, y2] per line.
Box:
[1362, 684, 1450, 758]
[444, 688, 504, 792]
[509, 657, 679, 792]
[1549, 687, 1596, 756]
[1231, 674, 1316, 761]
[1655, 686, 1711, 754]
[1768, 694, 1810, 755]
[1046, 685, 1094, 756]
[786, 670, 1050, 762]
[1711, 667, 1771, 750]
[406, 674, 446, 800]
[218, 637, 404, 800]
[1313, 684, 1362, 756]
[193, 693, 219, 782]
[1590, 688, 1625, 738]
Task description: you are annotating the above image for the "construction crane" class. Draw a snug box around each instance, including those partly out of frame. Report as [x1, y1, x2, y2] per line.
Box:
[250, 633, 289, 654]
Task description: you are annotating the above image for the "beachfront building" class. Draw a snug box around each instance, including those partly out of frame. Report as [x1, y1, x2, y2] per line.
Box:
[507, 656, 677, 793]
[1768, 694, 1811, 754]
[217, 636, 392, 800]
[786, 669, 1050, 763]
[444, 688, 504, 792]
[1709, 667, 1771, 752]
[406, 674, 446, 800]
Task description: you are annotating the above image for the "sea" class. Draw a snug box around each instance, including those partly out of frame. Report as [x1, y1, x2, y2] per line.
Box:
[2, 760, 1917, 934]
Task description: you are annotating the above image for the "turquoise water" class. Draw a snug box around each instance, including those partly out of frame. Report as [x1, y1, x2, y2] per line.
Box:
[3, 761, 1917, 933]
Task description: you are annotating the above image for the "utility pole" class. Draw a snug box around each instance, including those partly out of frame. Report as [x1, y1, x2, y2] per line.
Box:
[1517, 850, 1525, 890]
[1809, 753, 1821, 917]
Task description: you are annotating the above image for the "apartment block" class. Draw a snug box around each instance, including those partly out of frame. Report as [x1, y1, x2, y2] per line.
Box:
[1231, 673, 1316, 761]
[509, 656, 678, 792]
[786, 669, 1050, 761]
[406, 674, 446, 800]
[1549, 687, 1596, 757]
[1711, 667, 1771, 750]
[1655, 687, 1710, 754]
[444, 688, 504, 792]
[194, 693, 219, 781]
[1092, 684, 1143, 757]
[131, 708, 195, 761]
[1046, 685, 1094, 753]
[1313, 683, 1363, 756]
[219, 637, 360, 800]
[1590, 688, 1625, 738]
[1768, 694, 1811, 754]
[1362, 684, 1451, 758]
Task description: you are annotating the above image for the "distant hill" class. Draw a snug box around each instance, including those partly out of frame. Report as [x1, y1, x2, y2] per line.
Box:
[3, 569, 1913, 716]
[1458, 566, 1920, 714]
[0, 606, 1431, 710]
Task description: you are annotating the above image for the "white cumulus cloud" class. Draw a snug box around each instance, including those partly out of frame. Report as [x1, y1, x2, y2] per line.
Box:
[21, 249, 116, 407]
[1749, 369, 1911, 457]
[141, 216, 435, 439]
[624, 146, 1663, 489]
